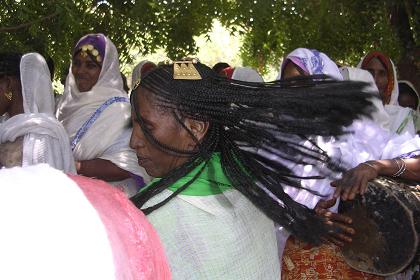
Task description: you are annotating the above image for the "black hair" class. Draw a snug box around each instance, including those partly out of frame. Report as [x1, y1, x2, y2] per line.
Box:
[45, 55, 55, 81]
[130, 61, 373, 244]
[212, 62, 230, 74]
[398, 82, 419, 109]
[0, 53, 22, 79]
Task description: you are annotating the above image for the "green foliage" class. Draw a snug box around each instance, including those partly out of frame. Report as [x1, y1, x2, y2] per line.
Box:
[0, 0, 417, 78]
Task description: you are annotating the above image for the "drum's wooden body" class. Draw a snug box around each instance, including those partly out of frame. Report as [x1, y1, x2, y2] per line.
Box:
[338, 176, 420, 276]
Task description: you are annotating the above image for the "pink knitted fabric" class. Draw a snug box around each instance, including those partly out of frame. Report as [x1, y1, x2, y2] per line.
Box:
[69, 175, 171, 280]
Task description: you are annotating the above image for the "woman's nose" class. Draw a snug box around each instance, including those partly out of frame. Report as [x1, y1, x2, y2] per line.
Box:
[130, 129, 145, 150]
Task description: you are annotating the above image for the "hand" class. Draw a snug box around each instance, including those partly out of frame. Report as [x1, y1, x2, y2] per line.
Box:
[331, 162, 378, 201]
[315, 198, 355, 247]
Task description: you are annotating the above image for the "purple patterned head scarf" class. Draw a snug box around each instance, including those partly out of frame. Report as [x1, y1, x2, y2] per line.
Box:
[74, 34, 106, 64]
[278, 48, 343, 80]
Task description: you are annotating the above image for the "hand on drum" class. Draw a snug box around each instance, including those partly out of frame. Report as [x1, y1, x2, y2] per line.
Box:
[330, 162, 378, 201]
[314, 198, 355, 247]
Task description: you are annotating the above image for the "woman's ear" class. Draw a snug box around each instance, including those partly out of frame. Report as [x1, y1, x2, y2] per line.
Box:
[184, 117, 209, 143]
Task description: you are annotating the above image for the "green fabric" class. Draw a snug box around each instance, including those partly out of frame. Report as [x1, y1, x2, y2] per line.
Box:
[147, 153, 232, 196]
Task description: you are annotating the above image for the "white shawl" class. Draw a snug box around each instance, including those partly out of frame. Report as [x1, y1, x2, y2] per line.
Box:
[0, 114, 76, 173]
[56, 35, 150, 183]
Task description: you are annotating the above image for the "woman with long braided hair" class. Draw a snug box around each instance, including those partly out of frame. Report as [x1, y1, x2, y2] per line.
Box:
[129, 60, 372, 279]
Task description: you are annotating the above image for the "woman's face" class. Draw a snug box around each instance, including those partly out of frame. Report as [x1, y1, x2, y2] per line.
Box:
[282, 61, 306, 79]
[364, 57, 388, 99]
[71, 52, 102, 92]
[398, 92, 418, 110]
[0, 76, 12, 115]
[130, 87, 201, 177]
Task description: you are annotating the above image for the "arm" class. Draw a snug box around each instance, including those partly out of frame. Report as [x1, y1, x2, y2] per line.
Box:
[331, 156, 420, 200]
[76, 158, 131, 182]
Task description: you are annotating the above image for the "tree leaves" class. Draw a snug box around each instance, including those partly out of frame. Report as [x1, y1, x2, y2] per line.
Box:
[0, 0, 416, 79]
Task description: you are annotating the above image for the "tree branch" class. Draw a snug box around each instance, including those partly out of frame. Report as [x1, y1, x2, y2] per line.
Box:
[0, 11, 60, 33]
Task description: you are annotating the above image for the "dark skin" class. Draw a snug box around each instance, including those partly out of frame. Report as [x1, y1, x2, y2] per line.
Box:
[331, 157, 420, 201]
[363, 57, 388, 102]
[72, 52, 101, 92]
[398, 92, 418, 110]
[129, 87, 209, 178]
[282, 61, 308, 79]
[0, 75, 23, 117]
[71, 51, 130, 181]
[281, 60, 354, 246]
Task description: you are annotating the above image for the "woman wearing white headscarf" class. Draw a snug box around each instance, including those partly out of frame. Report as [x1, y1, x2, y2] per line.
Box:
[358, 51, 419, 136]
[398, 80, 420, 111]
[0, 52, 75, 173]
[130, 60, 156, 89]
[277, 48, 343, 80]
[56, 34, 150, 196]
[0, 52, 55, 120]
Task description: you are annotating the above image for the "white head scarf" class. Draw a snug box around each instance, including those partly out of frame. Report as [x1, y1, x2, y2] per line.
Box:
[0, 114, 76, 173]
[0, 53, 74, 172]
[340, 67, 391, 130]
[20, 53, 55, 114]
[232, 67, 264, 82]
[130, 60, 155, 89]
[277, 48, 343, 80]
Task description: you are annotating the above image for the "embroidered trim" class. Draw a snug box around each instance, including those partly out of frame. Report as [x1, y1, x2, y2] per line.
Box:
[71, 96, 129, 150]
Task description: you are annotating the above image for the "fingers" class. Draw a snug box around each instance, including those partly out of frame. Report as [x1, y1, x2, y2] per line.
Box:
[316, 198, 337, 211]
[324, 211, 353, 225]
[324, 220, 355, 246]
[332, 163, 378, 201]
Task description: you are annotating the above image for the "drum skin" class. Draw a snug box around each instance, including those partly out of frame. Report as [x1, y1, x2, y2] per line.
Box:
[339, 176, 420, 276]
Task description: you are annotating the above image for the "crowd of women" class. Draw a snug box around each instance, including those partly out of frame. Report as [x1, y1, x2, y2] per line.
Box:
[0, 33, 419, 279]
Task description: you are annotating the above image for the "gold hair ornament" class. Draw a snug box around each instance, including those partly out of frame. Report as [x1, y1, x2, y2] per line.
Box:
[173, 60, 202, 80]
[79, 44, 102, 63]
[4, 91, 12, 101]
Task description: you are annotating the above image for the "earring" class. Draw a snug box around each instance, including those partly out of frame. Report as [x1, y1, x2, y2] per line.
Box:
[4, 91, 12, 101]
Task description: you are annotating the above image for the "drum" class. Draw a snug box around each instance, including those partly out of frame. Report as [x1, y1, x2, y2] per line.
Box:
[338, 176, 420, 276]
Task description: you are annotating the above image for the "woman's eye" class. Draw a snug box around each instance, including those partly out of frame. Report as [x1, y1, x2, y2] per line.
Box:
[86, 63, 97, 69]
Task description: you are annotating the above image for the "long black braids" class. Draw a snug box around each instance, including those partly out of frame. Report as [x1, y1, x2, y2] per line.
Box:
[130, 61, 373, 244]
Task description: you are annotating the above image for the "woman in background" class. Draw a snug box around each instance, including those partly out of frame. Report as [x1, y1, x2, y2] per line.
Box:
[56, 33, 150, 196]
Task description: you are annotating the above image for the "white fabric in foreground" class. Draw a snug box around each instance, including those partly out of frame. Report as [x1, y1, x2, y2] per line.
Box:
[56, 34, 150, 184]
[145, 189, 280, 280]
[0, 164, 115, 280]
[0, 113, 76, 173]
[20, 53, 55, 114]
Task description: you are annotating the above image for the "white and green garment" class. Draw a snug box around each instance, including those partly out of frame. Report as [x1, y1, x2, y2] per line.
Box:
[143, 153, 280, 280]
